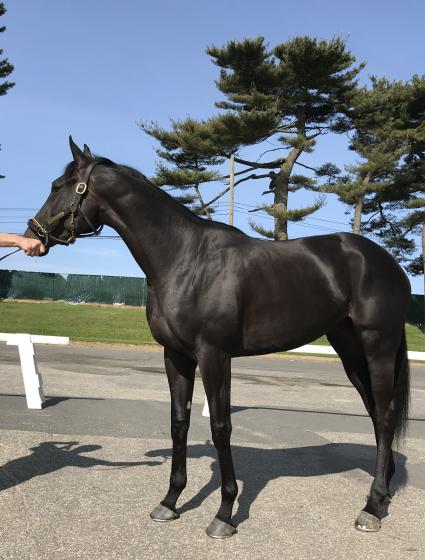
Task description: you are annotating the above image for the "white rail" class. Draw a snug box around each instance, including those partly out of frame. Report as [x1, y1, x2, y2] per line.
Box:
[0, 333, 69, 409]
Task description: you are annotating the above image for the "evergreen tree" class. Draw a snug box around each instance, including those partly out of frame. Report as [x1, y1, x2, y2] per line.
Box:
[205, 36, 363, 239]
[139, 118, 225, 218]
[141, 36, 363, 238]
[0, 2, 14, 179]
[361, 76, 425, 325]
[320, 78, 407, 234]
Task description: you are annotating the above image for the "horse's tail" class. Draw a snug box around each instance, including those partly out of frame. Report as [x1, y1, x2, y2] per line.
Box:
[393, 329, 410, 444]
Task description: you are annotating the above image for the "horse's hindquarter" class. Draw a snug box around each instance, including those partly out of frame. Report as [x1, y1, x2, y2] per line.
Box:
[239, 236, 351, 354]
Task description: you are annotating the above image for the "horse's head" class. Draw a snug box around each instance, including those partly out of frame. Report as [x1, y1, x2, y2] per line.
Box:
[25, 137, 108, 253]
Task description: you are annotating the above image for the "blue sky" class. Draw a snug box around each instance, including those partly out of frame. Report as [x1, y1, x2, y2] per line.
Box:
[1, 0, 424, 293]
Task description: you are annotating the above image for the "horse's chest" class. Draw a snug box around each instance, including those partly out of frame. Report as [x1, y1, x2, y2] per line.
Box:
[146, 293, 196, 351]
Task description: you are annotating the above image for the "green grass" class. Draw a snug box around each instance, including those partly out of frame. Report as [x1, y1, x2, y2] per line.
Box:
[0, 301, 156, 345]
[310, 324, 424, 352]
[0, 300, 424, 351]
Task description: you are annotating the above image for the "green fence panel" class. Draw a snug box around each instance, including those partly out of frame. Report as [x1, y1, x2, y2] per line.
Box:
[0, 270, 147, 306]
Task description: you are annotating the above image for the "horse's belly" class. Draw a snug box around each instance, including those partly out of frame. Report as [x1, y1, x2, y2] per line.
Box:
[240, 292, 346, 355]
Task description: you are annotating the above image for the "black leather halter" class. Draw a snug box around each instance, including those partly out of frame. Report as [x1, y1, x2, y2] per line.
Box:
[27, 159, 109, 247]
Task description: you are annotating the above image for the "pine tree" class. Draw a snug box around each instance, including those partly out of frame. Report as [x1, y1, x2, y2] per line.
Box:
[203, 36, 363, 239]
[361, 76, 425, 325]
[0, 2, 14, 179]
[320, 78, 407, 234]
[139, 118, 225, 218]
[141, 36, 363, 238]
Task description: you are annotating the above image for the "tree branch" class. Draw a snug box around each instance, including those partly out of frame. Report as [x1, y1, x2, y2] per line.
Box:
[202, 173, 271, 208]
[234, 173, 271, 187]
[294, 161, 320, 173]
[231, 155, 286, 169]
[194, 184, 212, 219]
[203, 187, 232, 208]
[257, 146, 291, 160]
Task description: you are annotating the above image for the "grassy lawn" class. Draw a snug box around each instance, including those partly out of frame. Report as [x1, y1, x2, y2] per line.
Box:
[0, 301, 155, 345]
[310, 324, 424, 352]
[0, 300, 424, 351]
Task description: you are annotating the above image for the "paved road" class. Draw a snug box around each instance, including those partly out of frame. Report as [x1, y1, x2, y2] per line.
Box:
[0, 343, 424, 559]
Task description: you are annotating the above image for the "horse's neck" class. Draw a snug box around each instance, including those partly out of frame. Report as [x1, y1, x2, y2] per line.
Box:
[100, 174, 200, 284]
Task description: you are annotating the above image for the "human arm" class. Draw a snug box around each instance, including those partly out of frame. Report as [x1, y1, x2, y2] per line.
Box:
[0, 233, 45, 256]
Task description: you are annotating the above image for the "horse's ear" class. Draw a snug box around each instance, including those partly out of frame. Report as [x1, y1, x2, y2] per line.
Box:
[69, 135, 89, 165]
[83, 144, 93, 159]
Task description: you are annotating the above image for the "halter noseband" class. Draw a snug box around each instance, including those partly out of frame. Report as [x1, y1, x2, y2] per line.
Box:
[27, 159, 109, 247]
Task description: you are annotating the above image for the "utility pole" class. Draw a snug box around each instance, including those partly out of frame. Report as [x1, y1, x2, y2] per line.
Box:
[228, 154, 235, 225]
[203, 154, 235, 420]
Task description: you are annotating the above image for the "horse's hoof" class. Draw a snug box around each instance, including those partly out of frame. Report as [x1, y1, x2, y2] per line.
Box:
[354, 511, 381, 532]
[205, 517, 237, 539]
[150, 504, 180, 522]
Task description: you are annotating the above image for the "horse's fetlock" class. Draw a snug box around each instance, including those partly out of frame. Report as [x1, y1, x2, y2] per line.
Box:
[222, 480, 238, 501]
[170, 472, 187, 492]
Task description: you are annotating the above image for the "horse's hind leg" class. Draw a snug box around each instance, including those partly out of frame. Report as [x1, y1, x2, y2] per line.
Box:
[327, 320, 395, 482]
[150, 347, 196, 522]
[327, 319, 374, 418]
[326, 320, 397, 530]
[354, 327, 408, 532]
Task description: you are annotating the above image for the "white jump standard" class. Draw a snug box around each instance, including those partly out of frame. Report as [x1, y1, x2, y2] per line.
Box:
[0, 333, 69, 409]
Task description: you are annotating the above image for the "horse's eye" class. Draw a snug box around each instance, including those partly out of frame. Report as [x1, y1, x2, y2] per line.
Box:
[51, 175, 75, 191]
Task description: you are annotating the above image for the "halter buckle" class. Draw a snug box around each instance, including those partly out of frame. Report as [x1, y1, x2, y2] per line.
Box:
[76, 182, 87, 194]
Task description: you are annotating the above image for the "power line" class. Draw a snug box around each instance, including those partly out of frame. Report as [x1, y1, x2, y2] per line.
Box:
[0, 203, 353, 227]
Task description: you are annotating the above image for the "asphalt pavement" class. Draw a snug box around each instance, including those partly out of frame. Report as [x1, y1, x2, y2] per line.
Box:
[0, 343, 424, 560]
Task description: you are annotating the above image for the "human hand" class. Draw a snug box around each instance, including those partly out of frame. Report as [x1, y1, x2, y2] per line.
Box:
[18, 237, 46, 256]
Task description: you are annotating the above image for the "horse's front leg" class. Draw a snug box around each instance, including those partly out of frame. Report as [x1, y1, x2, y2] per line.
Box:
[150, 346, 196, 522]
[197, 345, 238, 538]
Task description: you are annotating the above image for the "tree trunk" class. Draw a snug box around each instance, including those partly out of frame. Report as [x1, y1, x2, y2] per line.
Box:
[273, 172, 289, 240]
[273, 148, 302, 240]
[352, 174, 370, 235]
[353, 196, 364, 234]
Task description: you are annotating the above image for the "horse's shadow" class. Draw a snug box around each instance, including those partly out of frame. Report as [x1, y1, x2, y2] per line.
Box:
[0, 441, 161, 492]
[146, 442, 408, 525]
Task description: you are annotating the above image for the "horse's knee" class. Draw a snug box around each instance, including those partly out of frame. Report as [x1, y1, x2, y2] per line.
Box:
[171, 419, 189, 443]
[211, 420, 232, 447]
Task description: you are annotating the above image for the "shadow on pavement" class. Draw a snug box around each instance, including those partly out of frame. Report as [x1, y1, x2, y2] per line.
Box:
[0, 441, 162, 492]
[0, 394, 106, 409]
[43, 396, 71, 408]
[231, 404, 425, 422]
[146, 442, 407, 526]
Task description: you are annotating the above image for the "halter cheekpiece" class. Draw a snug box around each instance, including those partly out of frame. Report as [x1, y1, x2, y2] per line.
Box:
[27, 159, 109, 247]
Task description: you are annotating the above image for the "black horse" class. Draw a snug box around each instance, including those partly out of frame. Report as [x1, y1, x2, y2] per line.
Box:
[25, 138, 411, 538]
